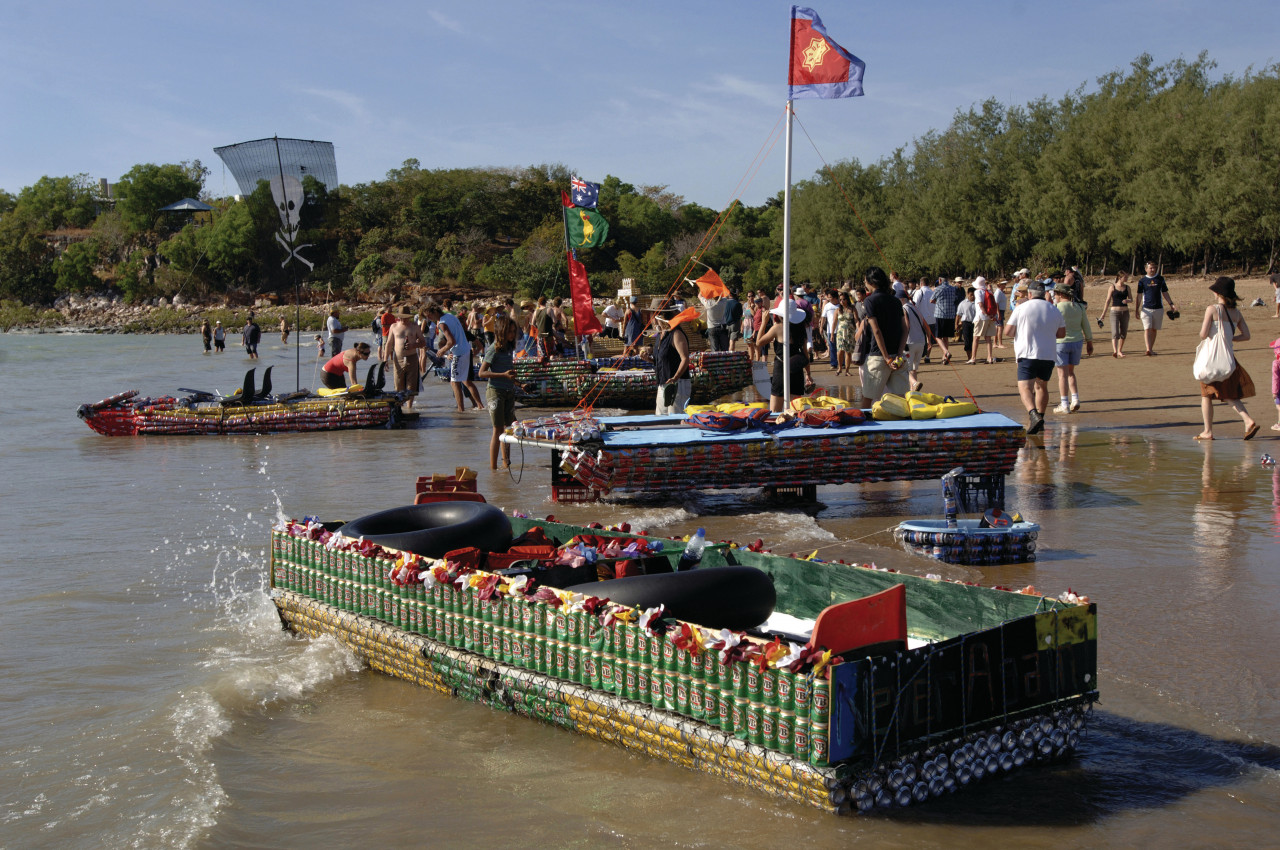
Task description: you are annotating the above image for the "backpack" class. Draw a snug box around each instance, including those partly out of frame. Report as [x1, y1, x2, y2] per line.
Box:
[979, 288, 997, 317]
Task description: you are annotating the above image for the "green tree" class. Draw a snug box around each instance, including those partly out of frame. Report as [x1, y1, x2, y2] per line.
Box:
[54, 239, 101, 293]
[113, 161, 206, 233]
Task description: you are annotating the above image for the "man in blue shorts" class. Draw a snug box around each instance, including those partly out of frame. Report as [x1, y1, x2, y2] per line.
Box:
[1002, 280, 1065, 434]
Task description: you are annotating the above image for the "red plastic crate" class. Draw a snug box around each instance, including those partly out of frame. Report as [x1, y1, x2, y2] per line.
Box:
[551, 484, 599, 503]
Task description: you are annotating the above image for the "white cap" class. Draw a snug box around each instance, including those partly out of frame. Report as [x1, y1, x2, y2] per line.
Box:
[1015, 268, 1029, 277]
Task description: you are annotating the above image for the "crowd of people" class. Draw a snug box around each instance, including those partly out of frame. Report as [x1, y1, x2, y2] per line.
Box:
[198, 260, 1280, 458]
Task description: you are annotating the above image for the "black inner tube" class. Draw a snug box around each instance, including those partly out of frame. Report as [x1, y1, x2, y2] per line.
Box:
[338, 501, 512, 558]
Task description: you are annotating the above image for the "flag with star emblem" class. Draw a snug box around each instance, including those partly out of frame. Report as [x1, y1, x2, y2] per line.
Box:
[788, 7, 865, 99]
[570, 176, 600, 208]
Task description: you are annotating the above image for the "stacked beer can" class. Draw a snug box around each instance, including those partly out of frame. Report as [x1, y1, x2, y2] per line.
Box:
[270, 519, 836, 766]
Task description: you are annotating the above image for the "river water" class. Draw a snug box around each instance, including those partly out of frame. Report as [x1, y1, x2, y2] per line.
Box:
[2, 332, 1278, 848]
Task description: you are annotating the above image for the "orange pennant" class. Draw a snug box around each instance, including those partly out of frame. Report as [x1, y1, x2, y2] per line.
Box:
[665, 306, 701, 330]
[694, 269, 730, 299]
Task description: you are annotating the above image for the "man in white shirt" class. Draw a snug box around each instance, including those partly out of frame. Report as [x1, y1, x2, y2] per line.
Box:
[326, 309, 347, 358]
[428, 305, 483, 412]
[912, 277, 944, 363]
[1002, 280, 1066, 434]
[821, 289, 840, 370]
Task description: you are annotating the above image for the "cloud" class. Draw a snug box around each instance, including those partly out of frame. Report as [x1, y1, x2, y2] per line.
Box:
[298, 87, 369, 122]
[699, 74, 777, 107]
[427, 10, 463, 33]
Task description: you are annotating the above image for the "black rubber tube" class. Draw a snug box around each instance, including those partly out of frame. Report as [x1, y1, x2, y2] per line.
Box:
[564, 566, 776, 631]
[338, 502, 512, 558]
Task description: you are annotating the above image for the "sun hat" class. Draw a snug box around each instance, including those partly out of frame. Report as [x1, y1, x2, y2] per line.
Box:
[1014, 281, 1028, 291]
[1208, 276, 1239, 301]
[770, 302, 805, 324]
[953, 276, 965, 282]
[1053, 283, 1075, 298]
[973, 276, 988, 289]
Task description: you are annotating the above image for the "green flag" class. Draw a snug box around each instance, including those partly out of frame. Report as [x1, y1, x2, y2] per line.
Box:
[565, 206, 609, 248]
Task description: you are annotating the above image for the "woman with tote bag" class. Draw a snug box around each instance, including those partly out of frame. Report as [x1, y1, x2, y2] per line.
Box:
[1194, 276, 1259, 441]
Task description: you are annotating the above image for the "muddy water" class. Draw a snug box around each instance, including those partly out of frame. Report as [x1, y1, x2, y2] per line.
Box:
[2, 333, 1278, 848]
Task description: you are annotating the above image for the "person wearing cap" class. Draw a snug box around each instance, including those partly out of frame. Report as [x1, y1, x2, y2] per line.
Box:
[1051, 283, 1094, 413]
[1003, 280, 1066, 435]
[1137, 261, 1178, 356]
[1195, 276, 1258, 441]
[652, 306, 692, 415]
[1011, 280, 1029, 310]
[755, 297, 809, 411]
[858, 267, 910, 401]
[972, 277, 999, 364]
[200, 318, 212, 353]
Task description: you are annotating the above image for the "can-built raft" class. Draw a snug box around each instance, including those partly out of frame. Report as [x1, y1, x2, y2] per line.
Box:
[269, 514, 1096, 815]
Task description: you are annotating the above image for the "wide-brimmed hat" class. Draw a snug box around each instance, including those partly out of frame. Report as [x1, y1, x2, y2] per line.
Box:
[1013, 281, 1028, 291]
[770, 302, 805, 324]
[1053, 283, 1075, 298]
[973, 276, 988, 289]
[953, 276, 965, 282]
[1209, 276, 1239, 301]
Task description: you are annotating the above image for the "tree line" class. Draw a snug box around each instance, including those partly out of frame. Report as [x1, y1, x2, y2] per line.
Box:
[1, 53, 1275, 308]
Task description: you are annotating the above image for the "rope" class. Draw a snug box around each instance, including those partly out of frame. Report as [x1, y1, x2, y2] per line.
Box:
[792, 110, 986, 411]
[569, 108, 788, 414]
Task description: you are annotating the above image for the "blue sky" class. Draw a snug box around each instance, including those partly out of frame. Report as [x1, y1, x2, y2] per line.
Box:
[1, 1, 1276, 208]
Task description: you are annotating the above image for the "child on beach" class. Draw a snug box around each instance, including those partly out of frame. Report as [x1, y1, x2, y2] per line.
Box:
[1272, 338, 1280, 431]
[956, 288, 977, 363]
[314, 335, 325, 358]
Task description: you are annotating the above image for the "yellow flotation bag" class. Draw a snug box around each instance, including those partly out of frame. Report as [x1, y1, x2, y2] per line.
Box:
[871, 393, 910, 420]
[684, 403, 715, 414]
[905, 390, 946, 406]
[791, 395, 850, 412]
[909, 401, 939, 420]
[317, 384, 362, 398]
[935, 399, 979, 418]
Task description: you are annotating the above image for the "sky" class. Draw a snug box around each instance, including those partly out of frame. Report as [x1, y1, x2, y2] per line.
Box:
[1, 0, 1277, 209]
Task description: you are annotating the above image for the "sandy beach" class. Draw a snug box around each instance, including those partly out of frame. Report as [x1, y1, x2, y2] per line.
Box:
[805, 276, 1280, 437]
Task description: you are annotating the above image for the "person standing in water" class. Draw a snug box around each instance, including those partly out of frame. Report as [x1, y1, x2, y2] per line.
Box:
[478, 316, 519, 469]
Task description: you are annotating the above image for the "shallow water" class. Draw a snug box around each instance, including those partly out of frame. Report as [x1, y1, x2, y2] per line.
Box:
[1, 332, 1278, 848]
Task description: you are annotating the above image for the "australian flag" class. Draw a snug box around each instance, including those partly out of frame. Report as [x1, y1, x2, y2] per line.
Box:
[570, 176, 600, 208]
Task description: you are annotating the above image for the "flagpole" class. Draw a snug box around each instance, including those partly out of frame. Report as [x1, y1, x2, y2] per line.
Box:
[781, 100, 795, 409]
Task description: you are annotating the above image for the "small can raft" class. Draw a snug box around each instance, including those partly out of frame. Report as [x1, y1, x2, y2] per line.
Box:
[894, 518, 1040, 565]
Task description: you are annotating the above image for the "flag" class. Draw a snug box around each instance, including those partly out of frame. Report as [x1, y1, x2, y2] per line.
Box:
[663, 306, 701, 331]
[566, 252, 604, 336]
[788, 7, 865, 100]
[561, 189, 575, 208]
[692, 268, 730, 299]
[570, 177, 600, 208]
[565, 206, 610, 248]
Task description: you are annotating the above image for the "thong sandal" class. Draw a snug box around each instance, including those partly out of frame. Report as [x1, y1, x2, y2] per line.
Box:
[1244, 423, 1260, 441]
[1193, 434, 1214, 441]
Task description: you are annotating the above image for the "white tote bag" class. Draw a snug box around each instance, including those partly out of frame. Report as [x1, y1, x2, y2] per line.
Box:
[1192, 306, 1235, 383]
